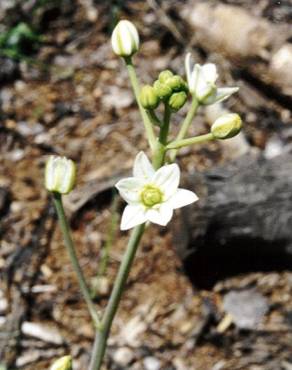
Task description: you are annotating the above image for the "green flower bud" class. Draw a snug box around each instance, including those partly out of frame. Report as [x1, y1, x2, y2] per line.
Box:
[111, 20, 139, 57]
[153, 80, 172, 100]
[166, 75, 188, 92]
[45, 156, 76, 195]
[211, 113, 242, 140]
[168, 91, 188, 111]
[158, 70, 173, 84]
[140, 85, 159, 110]
[50, 356, 72, 370]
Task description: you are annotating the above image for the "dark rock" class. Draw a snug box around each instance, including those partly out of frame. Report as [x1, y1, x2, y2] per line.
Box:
[174, 152, 292, 288]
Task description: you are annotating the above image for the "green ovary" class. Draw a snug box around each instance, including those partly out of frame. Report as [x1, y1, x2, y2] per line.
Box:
[140, 185, 163, 207]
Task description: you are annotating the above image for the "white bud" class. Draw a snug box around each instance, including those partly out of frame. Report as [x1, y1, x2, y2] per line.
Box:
[50, 355, 72, 370]
[111, 20, 139, 57]
[45, 156, 76, 194]
[211, 113, 242, 140]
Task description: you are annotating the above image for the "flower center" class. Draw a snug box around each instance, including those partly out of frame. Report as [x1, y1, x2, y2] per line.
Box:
[140, 185, 163, 207]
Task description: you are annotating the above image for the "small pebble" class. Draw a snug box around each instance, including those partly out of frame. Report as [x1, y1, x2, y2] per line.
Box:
[113, 347, 134, 366]
[143, 356, 161, 370]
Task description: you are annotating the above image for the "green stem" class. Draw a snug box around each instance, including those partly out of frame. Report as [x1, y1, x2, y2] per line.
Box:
[152, 142, 166, 170]
[124, 57, 156, 151]
[88, 142, 167, 369]
[88, 223, 145, 370]
[169, 98, 199, 161]
[146, 109, 162, 127]
[52, 193, 100, 327]
[159, 103, 171, 145]
[167, 133, 215, 150]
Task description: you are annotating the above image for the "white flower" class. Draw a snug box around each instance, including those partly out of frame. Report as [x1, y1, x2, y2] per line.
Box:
[185, 53, 239, 105]
[111, 20, 140, 57]
[115, 152, 198, 230]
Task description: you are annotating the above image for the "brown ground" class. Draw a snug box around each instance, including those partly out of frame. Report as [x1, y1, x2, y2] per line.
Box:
[1, 1, 292, 369]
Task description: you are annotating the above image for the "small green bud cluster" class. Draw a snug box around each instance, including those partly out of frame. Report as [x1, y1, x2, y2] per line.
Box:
[140, 69, 188, 113]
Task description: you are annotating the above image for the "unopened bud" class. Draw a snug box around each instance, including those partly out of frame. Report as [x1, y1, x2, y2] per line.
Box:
[50, 356, 72, 370]
[45, 156, 76, 194]
[111, 20, 139, 57]
[166, 75, 188, 92]
[140, 85, 159, 110]
[158, 70, 173, 84]
[153, 80, 172, 100]
[168, 91, 187, 111]
[211, 113, 242, 140]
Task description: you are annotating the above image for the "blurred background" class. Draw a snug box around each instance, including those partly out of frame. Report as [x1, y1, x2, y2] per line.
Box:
[0, 0, 292, 369]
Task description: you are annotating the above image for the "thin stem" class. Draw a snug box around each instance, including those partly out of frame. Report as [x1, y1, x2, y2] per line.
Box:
[88, 144, 166, 369]
[169, 97, 199, 161]
[151, 103, 172, 169]
[152, 142, 166, 170]
[124, 57, 156, 151]
[159, 102, 171, 145]
[88, 223, 145, 370]
[52, 193, 101, 327]
[146, 109, 162, 127]
[166, 132, 215, 150]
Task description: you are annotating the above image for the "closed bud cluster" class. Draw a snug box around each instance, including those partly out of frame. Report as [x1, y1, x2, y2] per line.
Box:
[140, 85, 159, 110]
[211, 113, 242, 140]
[146, 70, 188, 112]
[45, 156, 76, 195]
[111, 20, 139, 57]
[50, 356, 72, 370]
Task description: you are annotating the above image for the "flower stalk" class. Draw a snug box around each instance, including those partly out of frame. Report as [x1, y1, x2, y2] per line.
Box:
[88, 223, 145, 370]
[159, 102, 171, 145]
[169, 97, 199, 161]
[52, 193, 101, 327]
[167, 132, 215, 150]
[124, 56, 156, 151]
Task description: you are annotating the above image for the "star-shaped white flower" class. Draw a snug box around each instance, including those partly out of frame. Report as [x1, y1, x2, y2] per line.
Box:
[115, 152, 198, 230]
[185, 53, 239, 105]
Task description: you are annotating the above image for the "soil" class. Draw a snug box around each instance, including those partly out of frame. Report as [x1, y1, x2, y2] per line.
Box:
[0, 1, 292, 369]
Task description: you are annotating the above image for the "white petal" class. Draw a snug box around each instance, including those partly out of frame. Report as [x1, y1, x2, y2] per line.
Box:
[195, 66, 216, 101]
[201, 63, 218, 84]
[196, 82, 216, 102]
[190, 64, 201, 94]
[152, 163, 180, 199]
[168, 188, 199, 209]
[133, 151, 155, 180]
[185, 53, 192, 89]
[115, 177, 145, 204]
[120, 204, 147, 230]
[204, 87, 239, 105]
[146, 204, 173, 226]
